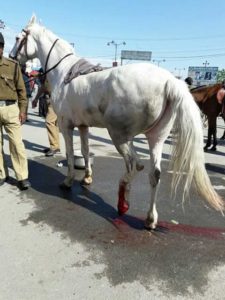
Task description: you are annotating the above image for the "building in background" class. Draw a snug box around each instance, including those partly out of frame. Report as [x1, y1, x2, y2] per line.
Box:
[188, 66, 218, 86]
[121, 50, 152, 65]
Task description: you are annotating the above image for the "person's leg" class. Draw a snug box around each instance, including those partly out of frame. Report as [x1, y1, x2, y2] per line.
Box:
[4, 104, 30, 188]
[0, 120, 9, 183]
[45, 103, 60, 156]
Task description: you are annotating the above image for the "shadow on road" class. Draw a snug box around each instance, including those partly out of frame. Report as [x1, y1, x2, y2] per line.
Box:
[16, 155, 225, 297]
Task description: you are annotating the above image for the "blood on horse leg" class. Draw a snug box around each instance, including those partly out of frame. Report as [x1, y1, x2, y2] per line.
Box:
[117, 181, 129, 215]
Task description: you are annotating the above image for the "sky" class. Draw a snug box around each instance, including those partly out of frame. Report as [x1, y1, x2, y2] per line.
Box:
[1, 0, 225, 79]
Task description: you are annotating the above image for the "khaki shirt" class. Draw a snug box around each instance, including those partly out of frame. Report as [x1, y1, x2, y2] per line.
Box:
[0, 56, 28, 114]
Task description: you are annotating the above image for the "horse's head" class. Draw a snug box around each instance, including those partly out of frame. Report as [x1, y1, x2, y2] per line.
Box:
[9, 15, 38, 65]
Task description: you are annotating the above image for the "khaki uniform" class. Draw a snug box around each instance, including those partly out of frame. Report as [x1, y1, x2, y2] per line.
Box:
[46, 102, 60, 150]
[39, 80, 60, 150]
[0, 57, 29, 180]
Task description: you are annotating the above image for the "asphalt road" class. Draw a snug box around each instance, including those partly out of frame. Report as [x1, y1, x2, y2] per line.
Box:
[0, 110, 225, 300]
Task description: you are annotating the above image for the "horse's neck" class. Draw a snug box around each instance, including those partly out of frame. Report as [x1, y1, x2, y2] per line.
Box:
[36, 31, 79, 85]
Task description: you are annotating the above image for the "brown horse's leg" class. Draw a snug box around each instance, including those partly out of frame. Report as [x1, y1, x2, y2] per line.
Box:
[220, 130, 225, 140]
[220, 117, 225, 139]
[204, 125, 212, 152]
[207, 116, 217, 151]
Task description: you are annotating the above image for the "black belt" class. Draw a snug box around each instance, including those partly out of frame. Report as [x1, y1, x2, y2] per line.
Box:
[0, 100, 16, 107]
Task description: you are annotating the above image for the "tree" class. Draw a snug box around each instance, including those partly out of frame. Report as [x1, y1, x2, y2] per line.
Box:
[216, 69, 225, 82]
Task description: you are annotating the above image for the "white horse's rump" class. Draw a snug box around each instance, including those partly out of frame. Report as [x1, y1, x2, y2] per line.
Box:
[10, 15, 224, 229]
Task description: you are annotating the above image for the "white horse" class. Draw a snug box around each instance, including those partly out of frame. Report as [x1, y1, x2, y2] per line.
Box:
[10, 15, 224, 229]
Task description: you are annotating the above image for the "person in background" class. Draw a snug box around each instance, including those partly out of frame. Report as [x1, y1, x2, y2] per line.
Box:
[184, 77, 194, 90]
[32, 77, 60, 157]
[35, 68, 48, 117]
[21, 65, 32, 122]
[0, 32, 31, 189]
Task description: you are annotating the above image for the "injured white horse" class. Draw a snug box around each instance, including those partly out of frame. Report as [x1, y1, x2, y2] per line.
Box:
[10, 15, 224, 229]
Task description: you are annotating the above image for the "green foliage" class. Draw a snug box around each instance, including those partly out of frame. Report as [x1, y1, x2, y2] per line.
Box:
[217, 69, 225, 82]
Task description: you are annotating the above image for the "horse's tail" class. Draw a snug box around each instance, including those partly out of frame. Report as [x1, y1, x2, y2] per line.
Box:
[165, 78, 224, 212]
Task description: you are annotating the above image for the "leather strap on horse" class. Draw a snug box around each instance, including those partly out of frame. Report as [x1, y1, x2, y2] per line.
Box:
[64, 58, 104, 84]
[42, 38, 73, 82]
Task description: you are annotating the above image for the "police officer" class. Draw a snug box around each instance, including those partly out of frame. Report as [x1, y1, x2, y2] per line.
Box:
[0, 32, 31, 189]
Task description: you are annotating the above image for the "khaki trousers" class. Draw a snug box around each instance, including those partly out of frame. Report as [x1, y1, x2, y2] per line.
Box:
[0, 104, 28, 180]
[45, 103, 60, 150]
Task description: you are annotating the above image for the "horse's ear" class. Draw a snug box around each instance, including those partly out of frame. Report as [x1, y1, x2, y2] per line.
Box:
[29, 14, 37, 25]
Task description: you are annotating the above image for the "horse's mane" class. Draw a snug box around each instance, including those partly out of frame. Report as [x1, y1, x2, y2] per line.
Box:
[26, 20, 75, 55]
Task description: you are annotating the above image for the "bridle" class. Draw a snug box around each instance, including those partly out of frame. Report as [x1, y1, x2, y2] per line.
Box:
[13, 29, 29, 61]
[12, 28, 74, 81]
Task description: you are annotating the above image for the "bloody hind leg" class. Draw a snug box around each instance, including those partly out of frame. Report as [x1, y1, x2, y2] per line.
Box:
[110, 135, 143, 215]
[58, 119, 75, 188]
[78, 125, 93, 185]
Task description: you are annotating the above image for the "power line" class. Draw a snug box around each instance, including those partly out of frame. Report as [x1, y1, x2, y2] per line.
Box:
[5, 21, 225, 42]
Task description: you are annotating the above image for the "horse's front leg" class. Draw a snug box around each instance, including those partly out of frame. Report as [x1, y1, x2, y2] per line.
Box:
[208, 118, 217, 151]
[204, 126, 212, 151]
[60, 123, 75, 189]
[78, 126, 92, 185]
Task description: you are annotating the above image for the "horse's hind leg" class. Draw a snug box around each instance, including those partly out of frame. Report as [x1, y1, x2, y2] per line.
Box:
[145, 107, 175, 229]
[78, 125, 93, 185]
[110, 136, 143, 215]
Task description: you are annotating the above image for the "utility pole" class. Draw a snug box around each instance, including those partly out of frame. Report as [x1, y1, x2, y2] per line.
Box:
[152, 59, 165, 66]
[203, 60, 209, 68]
[174, 67, 185, 79]
[107, 40, 126, 67]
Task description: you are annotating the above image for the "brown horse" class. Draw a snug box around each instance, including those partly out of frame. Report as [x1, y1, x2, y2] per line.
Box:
[191, 83, 224, 151]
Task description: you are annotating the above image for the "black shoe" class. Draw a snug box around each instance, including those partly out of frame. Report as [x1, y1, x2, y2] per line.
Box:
[0, 176, 9, 186]
[18, 179, 31, 190]
[45, 149, 60, 157]
[43, 147, 50, 153]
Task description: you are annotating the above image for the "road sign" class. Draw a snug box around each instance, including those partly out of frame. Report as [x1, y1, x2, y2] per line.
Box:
[121, 50, 152, 61]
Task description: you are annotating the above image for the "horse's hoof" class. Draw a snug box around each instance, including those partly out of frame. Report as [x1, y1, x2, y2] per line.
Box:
[204, 147, 208, 152]
[117, 200, 129, 215]
[81, 176, 93, 186]
[144, 218, 157, 230]
[59, 182, 72, 190]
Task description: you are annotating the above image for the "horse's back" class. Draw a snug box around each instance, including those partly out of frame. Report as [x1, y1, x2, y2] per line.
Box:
[59, 63, 180, 133]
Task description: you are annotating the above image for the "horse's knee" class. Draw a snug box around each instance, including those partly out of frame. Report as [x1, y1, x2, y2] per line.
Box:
[149, 168, 161, 187]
